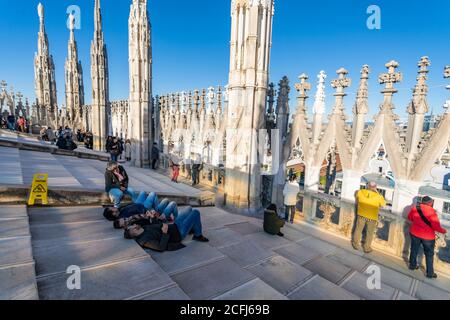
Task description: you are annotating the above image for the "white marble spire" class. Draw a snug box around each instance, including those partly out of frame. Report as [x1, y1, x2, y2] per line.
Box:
[313, 71, 326, 115]
[65, 13, 84, 125]
[128, 0, 153, 167]
[91, 0, 110, 150]
[34, 2, 58, 125]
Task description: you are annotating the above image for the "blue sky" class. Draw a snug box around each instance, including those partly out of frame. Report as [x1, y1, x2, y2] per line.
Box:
[0, 0, 449, 119]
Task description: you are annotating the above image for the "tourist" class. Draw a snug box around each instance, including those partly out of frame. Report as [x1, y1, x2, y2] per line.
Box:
[113, 209, 168, 229]
[352, 181, 386, 253]
[109, 137, 122, 162]
[64, 126, 72, 139]
[105, 136, 113, 153]
[191, 156, 202, 186]
[170, 152, 180, 183]
[124, 207, 209, 252]
[408, 196, 447, 279]
[7, 114, 15, 131]
[151, 142, 160, 169]
[103, 191, 178, 221]
[17, 116, 25, 132]
[84, 131, 93, 149]
[46, 126, 56, 145]
[125, 139, 132, 162]
[40, 127, 48, 141]
[283, 174, 300, 223]
[263, 204, 285, 237]
[105, 161, 136, 208]
[135, 191, 179, 221]
[57, 126, 63, 138]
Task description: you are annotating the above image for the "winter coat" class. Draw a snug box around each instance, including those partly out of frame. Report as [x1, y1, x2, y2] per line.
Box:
[283, 181, 300, 206]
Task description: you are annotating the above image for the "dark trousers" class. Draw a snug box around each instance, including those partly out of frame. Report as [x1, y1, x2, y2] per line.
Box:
[192, 169, 199, 185]
[152, 159, 158, 170]
[110, 154, 118, 162]
[285, 205, 295, 223]
[409, 234, 435, 277]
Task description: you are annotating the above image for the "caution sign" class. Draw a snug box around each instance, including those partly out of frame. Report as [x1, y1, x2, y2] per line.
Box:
[28, 173, 48, 206]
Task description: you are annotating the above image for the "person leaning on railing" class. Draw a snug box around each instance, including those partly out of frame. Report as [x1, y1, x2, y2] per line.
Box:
[352, 181, 387, 254]
[408, 196, 447, 279]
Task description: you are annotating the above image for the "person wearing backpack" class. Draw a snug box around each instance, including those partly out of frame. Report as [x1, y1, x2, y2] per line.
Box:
[408, 196, 447, 279]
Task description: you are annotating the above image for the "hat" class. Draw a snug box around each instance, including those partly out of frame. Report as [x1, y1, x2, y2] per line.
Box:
[421, 196, 434, 204]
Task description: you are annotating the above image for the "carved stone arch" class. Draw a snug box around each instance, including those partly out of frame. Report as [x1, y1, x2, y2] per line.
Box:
[356, 114, 406, 179]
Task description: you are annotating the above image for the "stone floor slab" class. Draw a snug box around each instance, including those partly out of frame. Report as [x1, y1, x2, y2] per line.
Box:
[415, 281, 450, 300]
[328, 249, 371, 272]
[0, 263, 39, 300]
[304, 256, 352, 284]
[218, 241, 274, 268]
[206, 227, 246, 249]
[282, 225, 311, 242]
[247, 255, 313, 295]
[0, 205, 28, 219]
[297, 237, 340, 256]
[0, 218, 30, 238]
[226, 222, 262, 236]
[214, 278, 288, 300]
[29, 207, 104, 225]
[243, 232, 291, 251]
[0, 237, 34, 267]
[139, 285, 190, 300]
[341, 272, 397, 300]
[149, 241, 225, 275]
[37, 256, 174, 300]
[288, 275, 360, 300]
[274, 243, 321, 266]
[30, 221, 119, 247]
[171, 258, 256, 300]
[364, 263, 414, 294]
[33, 237, 148, 277]
[202, 214, 251, 231]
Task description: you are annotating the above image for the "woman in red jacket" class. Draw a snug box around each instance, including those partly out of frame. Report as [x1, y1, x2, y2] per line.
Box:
[408, 196, 447, 279]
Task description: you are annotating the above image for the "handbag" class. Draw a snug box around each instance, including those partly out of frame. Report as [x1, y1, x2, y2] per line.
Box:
[416, 205, 447, 246]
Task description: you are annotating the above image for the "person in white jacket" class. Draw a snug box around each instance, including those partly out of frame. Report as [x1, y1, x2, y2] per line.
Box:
[283, 175, 300, 223]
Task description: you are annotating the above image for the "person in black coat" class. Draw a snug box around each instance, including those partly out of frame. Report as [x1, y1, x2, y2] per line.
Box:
[263, 204, 285, 237]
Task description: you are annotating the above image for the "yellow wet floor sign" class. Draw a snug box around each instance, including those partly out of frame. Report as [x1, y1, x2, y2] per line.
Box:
[28, 173, 48, 205]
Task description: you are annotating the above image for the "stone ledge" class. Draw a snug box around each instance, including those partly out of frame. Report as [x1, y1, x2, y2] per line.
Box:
[0, 184, 215, 207]
[0, 139, 110, 162]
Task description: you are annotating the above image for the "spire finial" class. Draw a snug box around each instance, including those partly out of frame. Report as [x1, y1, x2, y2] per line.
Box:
[445, 66, 450, 90]
[38, 3, 44, 21]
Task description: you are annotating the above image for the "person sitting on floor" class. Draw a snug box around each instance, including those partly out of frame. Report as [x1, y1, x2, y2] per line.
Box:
[124, 207, 209, 252]
[105, 161, 136, 208]
[263, 203, 285, 237]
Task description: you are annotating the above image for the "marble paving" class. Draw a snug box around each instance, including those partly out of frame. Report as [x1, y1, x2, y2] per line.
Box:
[2, 204, 448, 300]
[0, 146, 204, 198]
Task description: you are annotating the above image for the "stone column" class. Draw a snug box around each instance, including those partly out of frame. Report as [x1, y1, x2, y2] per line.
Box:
[128, 0, 153, 167]
[91, 0, 110, 151]
[224, 0, 274, 214]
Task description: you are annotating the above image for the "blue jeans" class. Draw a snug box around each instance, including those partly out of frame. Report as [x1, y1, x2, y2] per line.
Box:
[108, 187, 136, 208]
[156, 198, 179, 219]
[285, 205, 295, 223]
[409, 234, 436, 277]
[7, 122, 15, 131]
[111, 154, 118, 162]
[175, 208, 203, 239]
[135, 191, 158, 209]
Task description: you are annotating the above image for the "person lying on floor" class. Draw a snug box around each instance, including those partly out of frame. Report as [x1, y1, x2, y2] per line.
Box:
[113, 210, 169, 229]
[124, 207, 209, 252]
[103, 192, 178, 222]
